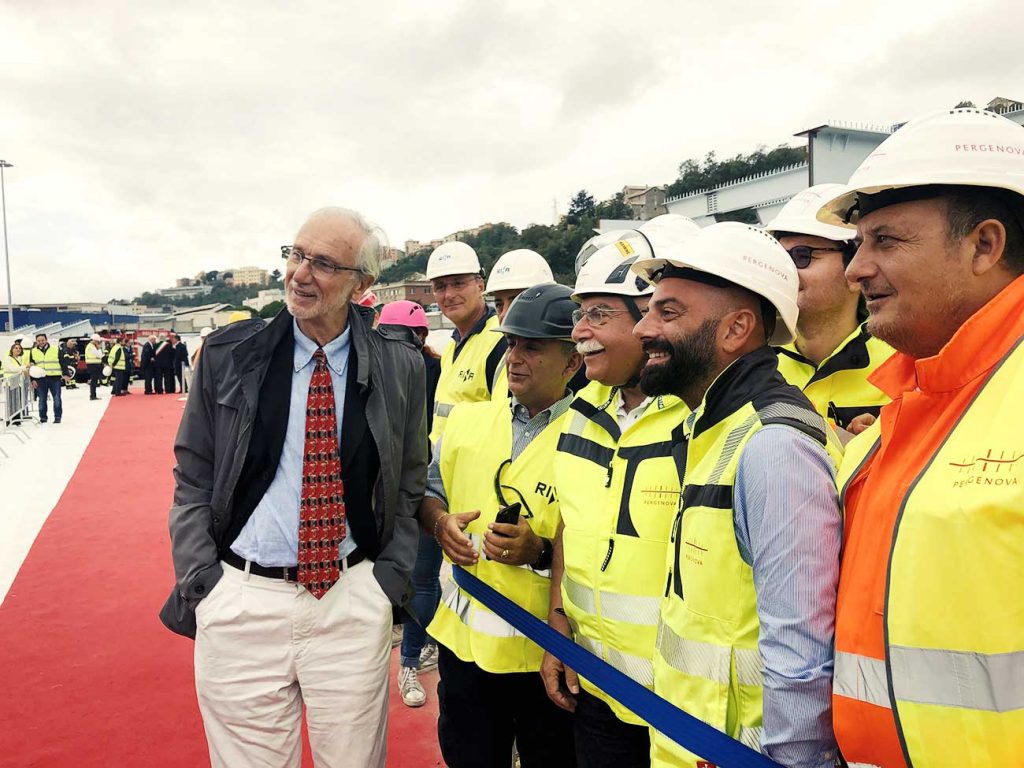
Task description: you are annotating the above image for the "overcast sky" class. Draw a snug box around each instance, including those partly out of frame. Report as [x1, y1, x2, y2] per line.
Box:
[1, 0, 1021, 303]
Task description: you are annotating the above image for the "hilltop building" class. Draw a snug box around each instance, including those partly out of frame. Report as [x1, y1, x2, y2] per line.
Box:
[653, 98, 1024, 229]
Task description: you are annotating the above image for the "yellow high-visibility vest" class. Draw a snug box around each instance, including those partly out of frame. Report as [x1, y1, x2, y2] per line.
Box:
[491, 352, 509, 401]
[429, 314, 505, 445]
[29, 345, 62, 377]
[428, 398, 567, 673]
[555, 380, 688, 725]
[775, 323, 894, 430]
[653, 350, 837, 767]
[106, 344, 126, 371]
[85, 342, 104, 365]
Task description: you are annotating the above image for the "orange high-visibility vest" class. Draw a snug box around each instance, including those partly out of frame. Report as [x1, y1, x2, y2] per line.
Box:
[834, 274, 1024, 767]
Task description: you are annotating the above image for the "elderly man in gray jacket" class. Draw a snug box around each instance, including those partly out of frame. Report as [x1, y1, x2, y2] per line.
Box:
[159, 207, 427, 768]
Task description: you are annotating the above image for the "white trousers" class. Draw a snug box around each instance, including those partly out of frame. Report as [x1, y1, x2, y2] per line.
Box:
[194, 559, 392, 768]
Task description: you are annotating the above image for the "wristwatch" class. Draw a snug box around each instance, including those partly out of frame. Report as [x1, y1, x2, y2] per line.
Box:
[533, 537, 553, 571]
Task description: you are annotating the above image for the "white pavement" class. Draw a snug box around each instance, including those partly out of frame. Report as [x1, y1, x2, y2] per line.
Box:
[0, 385, 110, 603]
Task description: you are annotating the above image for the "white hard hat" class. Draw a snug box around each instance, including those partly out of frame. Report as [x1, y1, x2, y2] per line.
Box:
[102, 365, 113, 377]
[573, 231, 663, 301]
[819, 108, 1024, 226]
[765, 184, 857, 242]
[485, 249, 554, 294]
[29, 365, 47, 379]
[91, 333, 102, 342]
[199, 326, 213, 338]
[638, 213, 701, 241]
[426, 241, 482, 281]
[631, 222, 799, 345]
[575, 229, 636, 276]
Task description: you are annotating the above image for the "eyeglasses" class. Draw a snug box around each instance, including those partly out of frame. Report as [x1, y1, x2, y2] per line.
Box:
[281, 246, 365, 279]
[786, 245, 842, 269]
[494, 459, 534, 519]
[571, 306, 631, 327]
[431, 276, 475, 294]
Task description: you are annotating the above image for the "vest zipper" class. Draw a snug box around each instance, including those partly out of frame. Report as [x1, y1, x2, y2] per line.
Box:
[600, 538, 615, 571]
[605, 462, 613, 487]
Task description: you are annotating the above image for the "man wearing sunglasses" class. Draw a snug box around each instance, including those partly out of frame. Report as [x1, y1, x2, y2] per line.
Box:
[765, 184, 894, 436]
[419, 283, 583, 768]
[161, 207, 427, 768]
[426, 241, 508, 445]
[541, 232, 691, 768]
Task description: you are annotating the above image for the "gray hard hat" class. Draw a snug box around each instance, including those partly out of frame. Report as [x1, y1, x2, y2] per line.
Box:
[494, 283, 576, 340]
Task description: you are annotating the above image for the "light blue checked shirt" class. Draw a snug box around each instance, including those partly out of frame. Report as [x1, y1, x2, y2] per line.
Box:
[425, 393, 573, 506]
[231, 320, 357, 567]
[731, 424, 840, 768]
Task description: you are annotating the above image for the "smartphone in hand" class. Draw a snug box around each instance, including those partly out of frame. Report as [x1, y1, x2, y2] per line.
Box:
[494, 502, 522, 527]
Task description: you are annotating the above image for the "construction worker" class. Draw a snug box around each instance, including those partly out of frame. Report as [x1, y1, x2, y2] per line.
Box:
[541, 230, 691, 768]
[815, 108, 1024, 766]
[765, 185, 894, 434]
[106, 336, 128, 396]
[85, 334, 104, 400]
[29, 332, 63, 423]
[485, 248, 555, 399]
[631, 223, 842, 767]
[426, 241, 507, 444]
[419, 284, 582, 768]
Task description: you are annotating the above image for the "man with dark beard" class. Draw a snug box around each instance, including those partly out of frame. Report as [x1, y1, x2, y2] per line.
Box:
[631, 222, 842, 768]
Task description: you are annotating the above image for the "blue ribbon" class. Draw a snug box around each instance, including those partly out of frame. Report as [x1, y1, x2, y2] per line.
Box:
[452, 566, 781, 768]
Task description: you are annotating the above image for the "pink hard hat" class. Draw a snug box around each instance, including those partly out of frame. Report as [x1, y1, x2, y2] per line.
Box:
[356, 290, 379, 308]
[379, 300, 428, 329]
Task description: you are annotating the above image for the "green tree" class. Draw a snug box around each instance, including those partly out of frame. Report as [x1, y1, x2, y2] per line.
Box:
[596, 192, 634, 220]
[270, 268, 282, 282]
[566, 190, 596, 225]
[203, 270, 220, 284]
[666, 144, 807, 198]
[258, 300, 285, 318]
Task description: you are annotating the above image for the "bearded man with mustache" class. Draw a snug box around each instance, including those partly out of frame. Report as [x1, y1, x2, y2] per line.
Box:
[631, 223, 842, 768]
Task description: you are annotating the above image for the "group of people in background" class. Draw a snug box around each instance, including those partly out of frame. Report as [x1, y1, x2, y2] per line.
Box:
[3, 329, 208, 425]
[163, 107, 1024, 768]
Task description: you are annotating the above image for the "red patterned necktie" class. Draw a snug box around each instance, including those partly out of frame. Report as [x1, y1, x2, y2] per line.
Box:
[297, 348, 347, 599]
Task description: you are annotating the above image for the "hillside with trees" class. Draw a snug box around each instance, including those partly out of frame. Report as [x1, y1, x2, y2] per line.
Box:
[132, 269, 283, 309]
[379, 142, 806, 284]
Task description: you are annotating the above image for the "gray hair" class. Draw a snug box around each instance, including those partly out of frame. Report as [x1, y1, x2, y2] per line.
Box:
[306, 206, 387, 280]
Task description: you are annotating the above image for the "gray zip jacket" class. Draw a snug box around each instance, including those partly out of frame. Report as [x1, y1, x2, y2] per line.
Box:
[159, 306, 427, 638]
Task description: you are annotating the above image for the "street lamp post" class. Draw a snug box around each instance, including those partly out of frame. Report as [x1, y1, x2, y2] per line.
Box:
[0, 160, 13, 333]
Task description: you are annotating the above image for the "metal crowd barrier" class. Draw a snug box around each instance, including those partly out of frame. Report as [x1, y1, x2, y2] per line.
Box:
[0, 372, 35, 457]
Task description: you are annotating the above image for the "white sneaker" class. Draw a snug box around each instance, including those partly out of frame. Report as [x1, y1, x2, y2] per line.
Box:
[418, 642, 439, 672]
[399, 665, 426, 707]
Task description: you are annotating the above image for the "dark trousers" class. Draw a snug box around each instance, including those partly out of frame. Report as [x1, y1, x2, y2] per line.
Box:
[574, 688, 650, 768]
[158, 367, 175, 393]
[87, 364, 102, 399]
[143, 363, 157, 393]
[401, 532, 443, 668]
[438, 644, 576, 768]
[112, 369, 128, 394]
[37, 377, 63, 422]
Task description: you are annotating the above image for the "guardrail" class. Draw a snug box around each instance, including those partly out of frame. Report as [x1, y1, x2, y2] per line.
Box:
[0, 372, 35, 457]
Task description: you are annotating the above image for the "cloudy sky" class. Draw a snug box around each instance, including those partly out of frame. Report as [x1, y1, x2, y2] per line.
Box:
[1, 0, 1021, 303]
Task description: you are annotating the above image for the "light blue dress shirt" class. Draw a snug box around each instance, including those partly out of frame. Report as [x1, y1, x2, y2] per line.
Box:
[733, 425, 841, 768]
[231, 320, 357, 567]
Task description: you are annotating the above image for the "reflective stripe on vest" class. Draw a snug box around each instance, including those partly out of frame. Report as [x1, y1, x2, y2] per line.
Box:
[428, 314, 504, 445]
[836, 647, 1024, 713]
[654, 358, 834, 767]
[555, 381, 687, 725]
[657, 626, 764, 688]
[576, 633, 655, 687]
[427, 397, 565, 674]
[775, 324, 894, 430]
[562, 573, 660, 627]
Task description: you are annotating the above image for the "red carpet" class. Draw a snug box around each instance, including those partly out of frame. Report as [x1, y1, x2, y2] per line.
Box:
[0, 388, 442, 767]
